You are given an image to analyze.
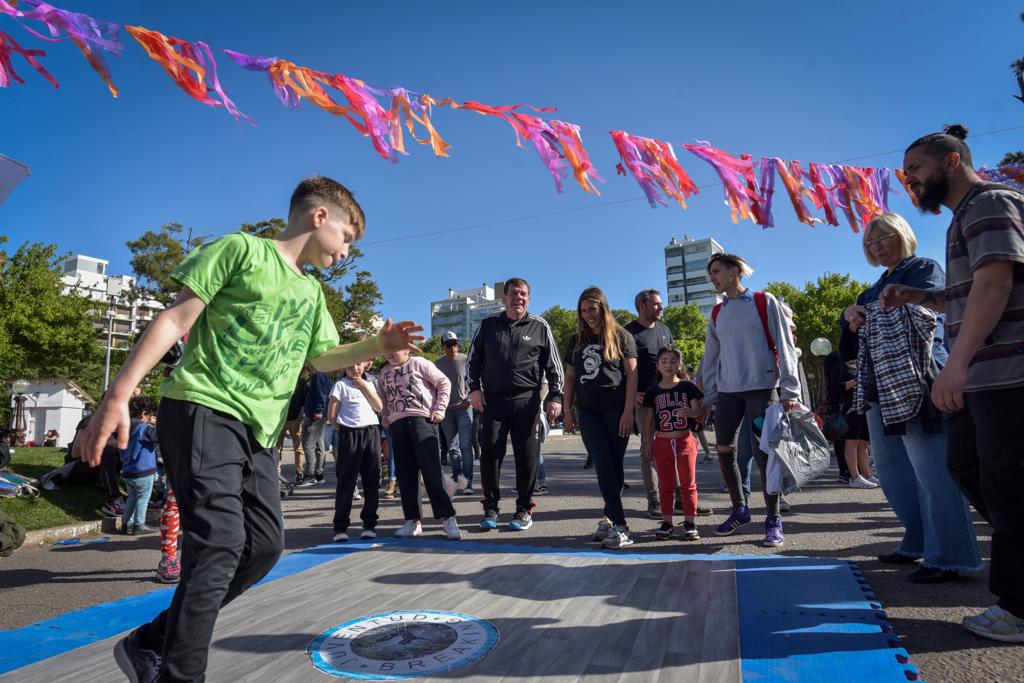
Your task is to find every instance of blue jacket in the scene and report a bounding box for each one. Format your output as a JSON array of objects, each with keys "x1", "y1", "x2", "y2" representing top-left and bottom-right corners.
[
  {"x1": 120, "y1": 420, "x2": 158, "y2": 478},
  {"x1": 304, "y1": 372, "x2": 332, "y2": 418}
]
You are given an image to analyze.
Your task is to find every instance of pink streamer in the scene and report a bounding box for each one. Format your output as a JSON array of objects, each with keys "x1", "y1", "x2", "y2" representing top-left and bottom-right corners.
[
  {"x1": 684, "y1": 142, "x2": 763, "y2": 224},
  {"x1": 610, "y1": 131, "x2": 698, "y2": 209}
]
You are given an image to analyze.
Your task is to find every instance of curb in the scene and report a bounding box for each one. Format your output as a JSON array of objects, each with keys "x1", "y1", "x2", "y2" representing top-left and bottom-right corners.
[
  {"x1": 22, "y1": 508, "x2": 162, "y2": 548},
  {"x1": 24, "y1": 520, "x2": 104, "y2": 547}
]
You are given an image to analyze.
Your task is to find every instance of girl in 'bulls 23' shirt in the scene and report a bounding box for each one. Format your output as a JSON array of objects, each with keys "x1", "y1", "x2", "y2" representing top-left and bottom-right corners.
[{"x1": 642, "y1": 346, "x2": 703, "y2": 541}]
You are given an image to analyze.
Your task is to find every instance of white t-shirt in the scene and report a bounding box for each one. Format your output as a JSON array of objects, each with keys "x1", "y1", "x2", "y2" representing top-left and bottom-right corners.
[{"x1": 329, "y1": 377, "x2": 380, "y2": 428}]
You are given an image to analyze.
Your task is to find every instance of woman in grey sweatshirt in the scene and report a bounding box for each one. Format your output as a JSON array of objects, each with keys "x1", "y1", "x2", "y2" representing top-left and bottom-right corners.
[{"x1": 700, "y1": 253, "x2": 802, "y2": 548}]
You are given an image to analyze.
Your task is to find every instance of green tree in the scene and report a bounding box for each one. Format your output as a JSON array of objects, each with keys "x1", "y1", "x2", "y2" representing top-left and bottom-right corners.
[
  {"x1": 417, "y1": 335, "x2": 445, "y2": 362},
  {"x1": 1000, "y1": 151, "x2": 1024, "y2": 166},
  {"x1": 611, "y1": 308, "x2": 633, "y2": 328},
  {"x1": 662, "y1": 303, "x2": 708, "y2": 369},
  {"x1": 1013, "y1": 11, "x2": 1024, "y2": 103},
  {"x1": 540, "y1": 305, "x2": 577, "y2": 355},
  {"x1": 125, "y1": 223, "x2": 208, "y2": 305},
  {"x1": 766, "y1": 273, "x2": 868, "y2": 356},
  {"x1": 0, "y1": 241, "x2": 103, "y2": 422}
]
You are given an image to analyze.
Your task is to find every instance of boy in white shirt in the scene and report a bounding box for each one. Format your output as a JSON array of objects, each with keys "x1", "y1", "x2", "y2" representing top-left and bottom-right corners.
[{"x1": 327, "y1": 361, "x2": 383, "y2": 541}]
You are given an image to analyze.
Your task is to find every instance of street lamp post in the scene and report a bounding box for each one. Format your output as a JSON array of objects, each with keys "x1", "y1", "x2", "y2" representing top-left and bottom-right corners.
[
  {"x1": 10, "y1": 379, "x2": 30, "y2": 447},
  {"x1": 103, "y1": 277, "x2": 125, "y2": 391},
  {"x1": 810, "y1": 337, "x2": 833, "y2": 413}
]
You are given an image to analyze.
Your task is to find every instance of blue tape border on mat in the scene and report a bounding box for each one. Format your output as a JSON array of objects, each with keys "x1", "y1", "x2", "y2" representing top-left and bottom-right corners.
[{"x1": 0, "y1": 540, "x2": 919, "y2": 680}]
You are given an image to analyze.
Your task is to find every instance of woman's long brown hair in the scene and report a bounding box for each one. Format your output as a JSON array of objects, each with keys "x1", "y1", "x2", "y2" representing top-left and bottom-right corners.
[{"x1": 575, "y1": 286, "x2": 624, "y2": 362}]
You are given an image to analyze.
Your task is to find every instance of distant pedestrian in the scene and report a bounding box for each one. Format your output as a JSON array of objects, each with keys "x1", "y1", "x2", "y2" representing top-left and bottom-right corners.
[
  {"x1": 435, "y1": 331, "x2": 475, "y2": 494},
  {"x1": 120, "y1": 396, "x2": 159, "y2": 536},
  {"x1": 300, "y1": 367, "x2": 333, "y2": 485},
  {"x1": 327, "y1": 361, "x2": 383, "y2": 542},
  {"x1": 379, "y1": 349, "x2": 462, "y2": 540}
]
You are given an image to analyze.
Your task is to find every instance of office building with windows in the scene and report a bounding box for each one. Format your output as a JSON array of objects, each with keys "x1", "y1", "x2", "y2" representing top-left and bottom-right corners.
[
  {"x1": 664, "y1": 235, "x2": 724, "y2": 317},
  {"x1": 430, "y1": 283, "x2": 505, "y2": 341}
]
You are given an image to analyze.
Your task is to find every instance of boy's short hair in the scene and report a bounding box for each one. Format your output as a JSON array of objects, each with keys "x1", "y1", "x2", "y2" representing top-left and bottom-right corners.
[
  {"x1": 289, "y1": 176, "x2": 366, "y2": 239},
  {"x1": 128, "y1": 396, "x2": 157, "y2": 419}
]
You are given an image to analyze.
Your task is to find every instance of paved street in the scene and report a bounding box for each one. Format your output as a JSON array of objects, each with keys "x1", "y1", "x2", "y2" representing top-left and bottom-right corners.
[{"x1": 1, "y1": 434, "x2": 1020, "y2": 682}]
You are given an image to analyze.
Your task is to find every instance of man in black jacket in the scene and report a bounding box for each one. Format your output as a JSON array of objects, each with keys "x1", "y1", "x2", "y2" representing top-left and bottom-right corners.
[{"x1": 467, "y1": 278, "x2": 563, "y2": 531}]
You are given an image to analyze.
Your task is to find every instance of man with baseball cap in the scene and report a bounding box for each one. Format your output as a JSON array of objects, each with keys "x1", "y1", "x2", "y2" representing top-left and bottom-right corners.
[{"x1": 435, "y1": 331, "x2": 474, "y2": 493}]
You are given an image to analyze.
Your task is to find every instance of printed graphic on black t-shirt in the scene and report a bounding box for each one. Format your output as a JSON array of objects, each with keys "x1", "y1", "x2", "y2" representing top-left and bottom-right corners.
[
  {"x1": 643, "y1": 381, "x2": 703, "y2": 433},
  {"x1": 563, "y1": 330, "x2": 638, "y2": 413}
]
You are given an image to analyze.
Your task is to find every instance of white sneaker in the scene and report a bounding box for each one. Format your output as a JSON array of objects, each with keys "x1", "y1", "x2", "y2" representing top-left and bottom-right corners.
[
  {"x1": 963, "y1": 605, "x2": 1024, "y2": 643},
  {"x1": 601, "y1": 525, "x2": 634, "y2": 549},
  {"x1": 354, "y1": 488, "x2": 363, "y2": 501},
  {"x1": 441, "y1": 516, "x2": 463, "y2": 541},
  {"x1": 593, "y1": 517, "x2": 613, "y2": 541},
  {"x1": 332, "y1": 531, "x2": 349, "y2": 542},
  {"x1": 866, "y1": 475, "x2": 880, "y2": 485},
  {"x1": 360, "y1": 529, "x2": 376, "y2": 540},
  {"x1": 394, "y1": 520, "x2": 422, "y2": 538},
  {"x1": 850, "y1": 475, "x2": 878, "y2": 489}
]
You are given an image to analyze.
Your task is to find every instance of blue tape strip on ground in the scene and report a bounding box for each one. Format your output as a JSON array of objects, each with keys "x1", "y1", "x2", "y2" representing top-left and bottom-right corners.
[{"x1": 735, "y1": 557, "x2": 919, "y2": 681}]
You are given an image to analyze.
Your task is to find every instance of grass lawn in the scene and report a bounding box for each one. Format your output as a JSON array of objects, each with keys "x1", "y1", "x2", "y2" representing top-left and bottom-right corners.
[{"x1": 1, "y1": 447, "x2": 108, "y2": 531}]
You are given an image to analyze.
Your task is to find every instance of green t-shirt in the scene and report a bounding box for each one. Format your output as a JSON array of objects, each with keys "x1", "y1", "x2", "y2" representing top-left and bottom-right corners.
[{"x1": 160, "y1": 232, "x2": 340, "y2": 447}]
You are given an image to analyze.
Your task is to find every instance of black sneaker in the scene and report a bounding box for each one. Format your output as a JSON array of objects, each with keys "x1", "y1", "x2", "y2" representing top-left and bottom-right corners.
[
  {"x1": 295, "y1": 476, "x2": 316, "y2": 488},
  {"x1": 680, "y1": 521, "x2": 700, "y2": 541},
  {"x1": 534, "y1": 484, "x2": 549, "y2": 495},
  {"x1": 655, "y1": 521, "x2": 674, "y2": 540},
  {"x1": 695, "y1": 506, "x2": 713, "y2": 517},
  {"x1": 315, "y1": 473, "x2": 325, "y2": 484},
  {"x1": 646, "y1": 501, "x2": 661, "y2": 519},
  {"x1": 114, "y1": 628, "x2": 162, "y2": 683}
]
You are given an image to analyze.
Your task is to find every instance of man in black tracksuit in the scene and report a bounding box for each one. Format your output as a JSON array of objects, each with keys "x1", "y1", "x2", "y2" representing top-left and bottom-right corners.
[{"x1": 467, "y1": 278, "x2": 563, "y2": 531}]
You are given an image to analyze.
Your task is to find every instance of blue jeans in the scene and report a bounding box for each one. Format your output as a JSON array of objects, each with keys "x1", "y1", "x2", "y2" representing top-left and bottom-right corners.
[
  {"x1": 579, "y1": 406, "x2": 629, "y2": 526},
  {"x1": 865, "y1": 402, "x2": 982, "y2": 571},
  {"x1": 441, "y1": 406, "x2": 474, "y2": 485},
  {"x1": 123, "y1": 473, "x2": 156, "y2": 528}
]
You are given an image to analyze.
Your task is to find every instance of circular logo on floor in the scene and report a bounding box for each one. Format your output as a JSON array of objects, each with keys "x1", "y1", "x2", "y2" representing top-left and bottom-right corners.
[{"x1": 307, "y1": 610, "x2": 499, "y2": 679}]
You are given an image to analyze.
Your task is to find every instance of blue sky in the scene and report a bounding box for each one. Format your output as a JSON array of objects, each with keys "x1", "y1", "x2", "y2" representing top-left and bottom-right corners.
[{"x1": 2, "y1": 1, "x2": 1022, "y2": 327}]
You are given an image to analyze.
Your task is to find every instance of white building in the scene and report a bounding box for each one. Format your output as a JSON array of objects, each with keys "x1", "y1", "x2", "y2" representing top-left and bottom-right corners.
[
  {"x1": 9, "y1": 379, "x2": 94, "y2": 448},
  {"x1": 430, "y1": 283, "x2": 505, "y2": 340},
  {"x1": 61, "y1": 255, "x2": 165, "y2": 349},
  {"x1": 664, "y1": 236, "x2": 725, "y2": 317}
]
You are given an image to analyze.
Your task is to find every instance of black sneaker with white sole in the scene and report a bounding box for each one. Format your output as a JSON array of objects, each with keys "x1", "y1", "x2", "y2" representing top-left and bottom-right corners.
[{"x1": 114, "y1": 628, "x2": 162, "y2": 683}]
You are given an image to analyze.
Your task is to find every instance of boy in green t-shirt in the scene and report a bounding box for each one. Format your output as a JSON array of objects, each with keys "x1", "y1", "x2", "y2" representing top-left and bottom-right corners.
[{"x1": 74, "y1": 176, "x2": 423, "y2": 683}]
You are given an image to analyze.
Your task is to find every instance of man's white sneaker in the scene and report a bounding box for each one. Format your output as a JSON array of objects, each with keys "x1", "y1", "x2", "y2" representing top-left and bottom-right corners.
[
  {"x1": 849, "y1": 475, "x2": 878, "y2": 489},
  {"x1": 360, "y1": 529, "x2": 376, "y2": 540},
  {"x1": 963, "y1": 605, "x2": 1024, "y2": 643},
  {"x1": 442, "y1": 516, "x2": 463, "y2": 541},
  {"x1": 332, "y1": 531, "x2": 349, "y2": 542},
  {"x1": 394, "y1": 520, "x2": 422, "y2": 538}
]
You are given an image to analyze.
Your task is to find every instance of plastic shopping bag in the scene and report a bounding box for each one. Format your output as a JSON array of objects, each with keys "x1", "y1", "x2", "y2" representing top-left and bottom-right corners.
[{"x1": 766, "y1": 407, "x2": 832, "y2": 494}]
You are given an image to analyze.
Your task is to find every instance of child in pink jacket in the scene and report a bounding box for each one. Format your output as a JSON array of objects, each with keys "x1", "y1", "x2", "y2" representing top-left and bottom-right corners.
[{"x1": 379, "y1": 349, "x2": 462, "y2": 540}]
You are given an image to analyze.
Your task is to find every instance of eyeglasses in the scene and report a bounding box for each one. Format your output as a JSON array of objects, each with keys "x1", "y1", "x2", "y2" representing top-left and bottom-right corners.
[{"x1": 864, "y1": 233, "x2": 896, "y2": 249}]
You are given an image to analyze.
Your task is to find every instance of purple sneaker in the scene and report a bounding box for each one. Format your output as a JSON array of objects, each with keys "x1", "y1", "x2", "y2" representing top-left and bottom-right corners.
[
  {"x1": 763, "y1": 516, "x2": 784, "y2": 547},
  {"x1": 714, "y1": 505, "x2": 751, "y2": 536}
]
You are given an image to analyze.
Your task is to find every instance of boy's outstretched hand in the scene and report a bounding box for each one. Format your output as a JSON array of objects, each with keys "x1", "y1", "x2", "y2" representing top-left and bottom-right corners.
[
  {"x1": 73, "y1": 398, "x2": 130, "y2": 467},
  {"x1": 379, "y1": 318, "x2": 425, "y2": 352}
]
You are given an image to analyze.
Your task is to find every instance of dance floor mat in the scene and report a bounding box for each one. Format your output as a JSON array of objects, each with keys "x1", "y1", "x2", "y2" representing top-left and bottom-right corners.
[{"x1": 0, "y1": 540, "x2": 919, "y2": 681}]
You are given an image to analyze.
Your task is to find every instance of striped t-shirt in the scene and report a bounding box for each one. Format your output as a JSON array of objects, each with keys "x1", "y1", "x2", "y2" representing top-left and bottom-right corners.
[{"x1": 945, "y1": 182, "x2": 1024, "y2": 391}]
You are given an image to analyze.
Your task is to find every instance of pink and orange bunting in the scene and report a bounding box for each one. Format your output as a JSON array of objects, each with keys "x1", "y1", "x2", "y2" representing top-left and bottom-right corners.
[
  {"x1": 0, "y1": 0, "x2": 121, "y2": 96},
  {"x1": 978, "y1": 164, "x2": 1024, "y2": 191},
  {"x1": 126, "y1": 26, "x2": 250, "y2": 124},
  {"x1": 0, "y1": 28, "x2": 55, "y2": 87},
  {"x1": 384, "y1": 89, "x2": 451, "y2": 158},
  {"x1": 610, "y1": 131, "x2": 698, "y2": 209},
  {"x1": 684, "y1": 142, "x2": 762, "y2": 224},
  {"x1": 508, "y1": 114, "x2": 602, "y2": 194},
  {"x1": 770, "y1": 158, "x2": 823, "y2": 227}
]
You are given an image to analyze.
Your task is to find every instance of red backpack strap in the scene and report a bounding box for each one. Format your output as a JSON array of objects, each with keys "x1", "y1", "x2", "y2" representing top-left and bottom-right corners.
[
  {"x1": 754, "y1": 292, "x2": 777, "y2": 359},
  {"x1": 711, "y1": 303, "x2": 722, "y2": 326}
]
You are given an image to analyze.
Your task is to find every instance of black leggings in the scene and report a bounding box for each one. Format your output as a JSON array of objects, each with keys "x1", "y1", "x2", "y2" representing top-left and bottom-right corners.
[{"x1": 714, "y1": 390, "x2": 780, "y2": 517}]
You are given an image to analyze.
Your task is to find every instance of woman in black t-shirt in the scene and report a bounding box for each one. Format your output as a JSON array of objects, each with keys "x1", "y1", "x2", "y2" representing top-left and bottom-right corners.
[
  {"x1": 642, "y1": 346, "x2": 704, "y2": 541},
  {"x1": 562, "y1": 287, "x2": 638, "y2": 549}
]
